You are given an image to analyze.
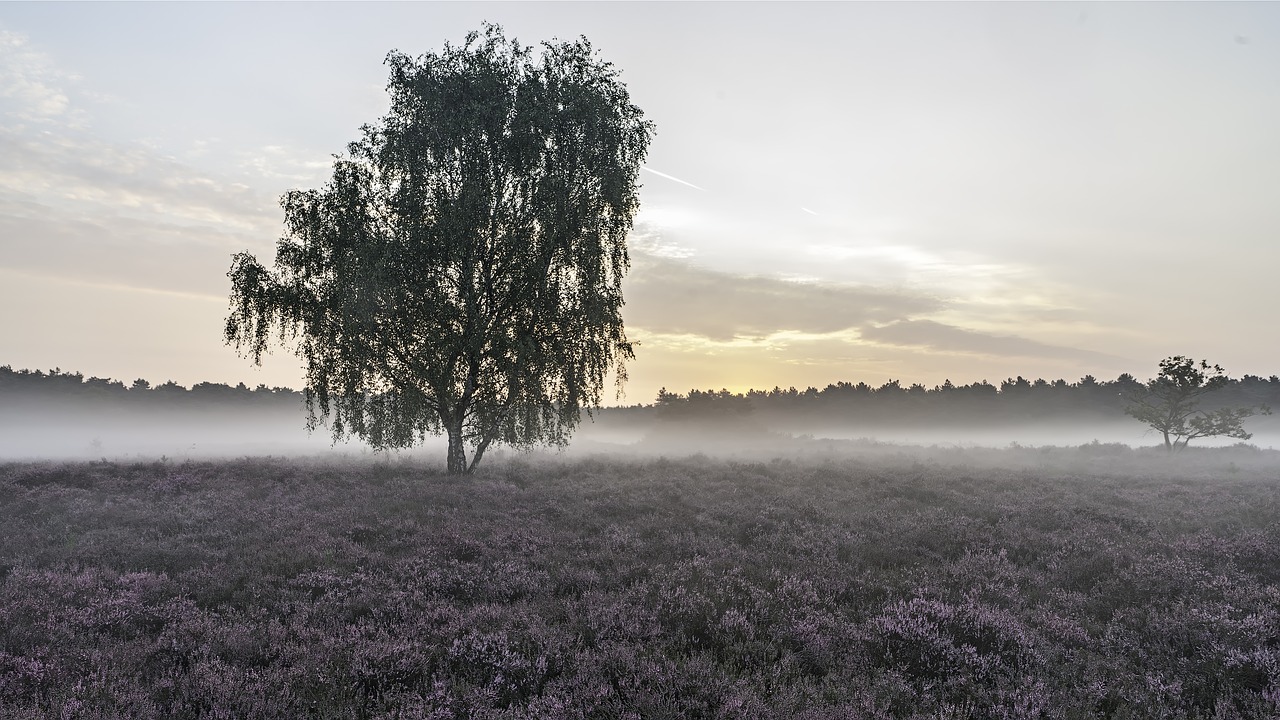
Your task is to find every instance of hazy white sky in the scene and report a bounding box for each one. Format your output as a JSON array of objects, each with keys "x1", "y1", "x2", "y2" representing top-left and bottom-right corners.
[{"x1": 2, "y1": 2, "x2": 1277, "y2": 404}]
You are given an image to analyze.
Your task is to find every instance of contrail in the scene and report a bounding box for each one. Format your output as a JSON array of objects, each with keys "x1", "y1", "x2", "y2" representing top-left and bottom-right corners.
[
  {"x1": 641, "y1": 166, "x2": 706, "y2": 191},
  {"x1": 800, "y1": 207, "x2": 819, "y2": 216}
]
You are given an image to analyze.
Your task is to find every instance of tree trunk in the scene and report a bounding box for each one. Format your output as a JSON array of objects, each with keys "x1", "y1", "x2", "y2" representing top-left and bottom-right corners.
[
  {"x1": 467, "y1": 434, "x2": 494, "y2": 474},
  {"x1": 446, "y1": 421, "x2": 468, "y2": 475},
  {"x1": 1162, "y1": 429, "x2": 1172, "y2": 452}
]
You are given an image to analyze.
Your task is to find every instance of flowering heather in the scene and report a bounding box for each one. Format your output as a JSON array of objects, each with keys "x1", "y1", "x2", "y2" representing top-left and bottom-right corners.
[{"x1": 1, "y1": 449, "x2": 1278, "y2": 718}]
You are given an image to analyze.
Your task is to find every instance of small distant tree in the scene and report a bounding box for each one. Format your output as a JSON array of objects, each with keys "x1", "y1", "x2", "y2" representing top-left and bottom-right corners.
[
  {"x1": 1125, "y1": 356, "x2": 1271, "y2": 451},
  {"x1": 226, "y1": 25, "x2": 651, "y2": 474}
]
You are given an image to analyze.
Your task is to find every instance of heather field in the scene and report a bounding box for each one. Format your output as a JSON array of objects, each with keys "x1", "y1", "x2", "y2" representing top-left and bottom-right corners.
[{"x1": 2, "y1": 448, "x2": 1279, "y2": 718}]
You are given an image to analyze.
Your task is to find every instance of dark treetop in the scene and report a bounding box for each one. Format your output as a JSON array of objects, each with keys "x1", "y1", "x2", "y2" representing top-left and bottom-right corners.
[{"x1": 226, "y1": 25, "x2": 653, "y2": 473}]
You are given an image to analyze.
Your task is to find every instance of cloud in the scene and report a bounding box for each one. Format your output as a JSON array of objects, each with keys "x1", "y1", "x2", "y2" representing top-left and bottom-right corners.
[
  {"x1": 0, "y1": 197, "x2": 257, "y2": 299},
  {"x1": 233, "y1": 143, "x2": 334, "y2": 185},
  {"x1": 624, "y1": 251, "x2": 941, "y2": 340},
  {"x1": 0, "y1": 27, "x2": 84, "y2": 125},
  {"x1": 0, "y1": 117, "x2": 288, "y2": 304},
  {"x1": 0, "y1": 127, "x2": 280, "y2": 235},
  {"x1": 0, "y1": 27, "x2": 319, "y2": 244},
  {"x1": 0, "y1": 130, "x2": 282, "y2": 299},
  {"x1": 859, "y1": 319, "x2": 1124, "y2": 363}
]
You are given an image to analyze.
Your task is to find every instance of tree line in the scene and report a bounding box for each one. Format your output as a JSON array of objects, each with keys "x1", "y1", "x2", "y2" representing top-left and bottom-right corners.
[
  {"x1": 7, "y1": 363, "x2": 1276, "y2": 425},
  {"x1": 654, "y1": 372, "x2": 1280, "y2": 426},
  {"x1": 0, "y1": 366, "x2": 302, "y2": 409}
]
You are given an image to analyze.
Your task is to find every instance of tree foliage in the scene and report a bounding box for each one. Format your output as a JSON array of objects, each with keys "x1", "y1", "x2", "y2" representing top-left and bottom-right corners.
[
  {"x1": 1125, "y1": 356, "x2": 1271, "y2": 451},
  {"x1": 225, "y1": 25, "x2": 652, "y2": 473}
]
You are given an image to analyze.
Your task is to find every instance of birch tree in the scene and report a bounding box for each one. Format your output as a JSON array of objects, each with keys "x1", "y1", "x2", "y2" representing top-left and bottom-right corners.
[{"x1": 226, "y1": 25, "x2": 652, "y2": 473}]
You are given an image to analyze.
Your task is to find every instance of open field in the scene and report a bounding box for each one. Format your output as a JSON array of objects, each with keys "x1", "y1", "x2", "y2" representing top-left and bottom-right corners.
[{"x1": 2, "y1": 448, "x2": 1279, "y2": 718}]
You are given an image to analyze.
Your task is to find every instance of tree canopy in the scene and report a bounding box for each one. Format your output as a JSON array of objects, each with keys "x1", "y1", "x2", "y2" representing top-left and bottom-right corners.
[
  {"x1": 225, "y1": 25, "x2": 653, "y2": 473},
  {"x1": 1125, "y1": 356, "x2": 1271, "y2": 451}
]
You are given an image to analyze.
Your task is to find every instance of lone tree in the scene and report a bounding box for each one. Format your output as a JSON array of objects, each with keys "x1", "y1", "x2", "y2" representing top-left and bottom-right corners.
[
  {"x1": 226, "y1": 25, "x2": 652, "y2": 474},
  {"x1": 1125, "y1": 356, "x2": 1271, "y2": 451}
]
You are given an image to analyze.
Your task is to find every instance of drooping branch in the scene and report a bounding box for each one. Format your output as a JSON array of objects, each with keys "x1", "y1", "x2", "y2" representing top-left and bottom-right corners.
[{"x1": 224, "y1": 24, "x2": 650, "y2": 474}]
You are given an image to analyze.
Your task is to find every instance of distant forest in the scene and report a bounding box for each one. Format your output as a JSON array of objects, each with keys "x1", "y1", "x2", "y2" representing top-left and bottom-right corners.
[
  {"x1": 5, "y1": 365, "x2": 1278, "y2": 432},
  {"x1": 0, "y1": 366, "x2": 303, "y2": 410},
  {"x1": 651, "y1": 374, "x2": 1280, "y2": 433}
]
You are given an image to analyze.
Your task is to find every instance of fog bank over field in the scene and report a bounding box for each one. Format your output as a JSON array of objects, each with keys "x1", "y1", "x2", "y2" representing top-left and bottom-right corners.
[
  {"x1": 0, "y1": 402, "x2": 377, "y2": 461},
  {"x1": 5, "y1": 365, "x2": 1277, "y2": 462},
  {"x1": 3, "y1": 400, "x2": 1278, "y2": 464},
  {"x1": 575, "y1": 415, "x2": 1280, "y2": 459}
]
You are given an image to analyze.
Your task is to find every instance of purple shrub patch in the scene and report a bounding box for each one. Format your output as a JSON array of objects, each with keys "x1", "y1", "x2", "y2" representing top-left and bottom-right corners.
[{"x1": 1, "y1": 453, "x2": 1279, "y2": 717}]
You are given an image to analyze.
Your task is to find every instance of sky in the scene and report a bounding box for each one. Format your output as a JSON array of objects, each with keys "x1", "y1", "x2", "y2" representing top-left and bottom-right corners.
[{"x1": 2, "y1": 2, "x2": 1278, "y2": 406}]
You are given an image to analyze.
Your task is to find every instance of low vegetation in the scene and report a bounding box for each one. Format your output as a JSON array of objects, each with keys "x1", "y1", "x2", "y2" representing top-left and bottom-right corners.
[{"x1": 2, "y1": 448, "x2": 1278, "y2": 718}]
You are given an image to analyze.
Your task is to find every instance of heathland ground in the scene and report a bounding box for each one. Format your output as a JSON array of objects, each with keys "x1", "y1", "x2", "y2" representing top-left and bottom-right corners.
[{"x1": 2, "y1": 447, "x2": 1279, "y2": 718}]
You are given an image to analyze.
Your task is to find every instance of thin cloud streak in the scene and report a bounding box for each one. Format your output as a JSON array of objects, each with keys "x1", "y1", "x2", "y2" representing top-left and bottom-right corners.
[
  {"x1": 640, "y1": 166, "x2": 705, "y2": 191},
  {"x1": 860, "y1": 319, "x2": 1126, "y2": 365}
]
